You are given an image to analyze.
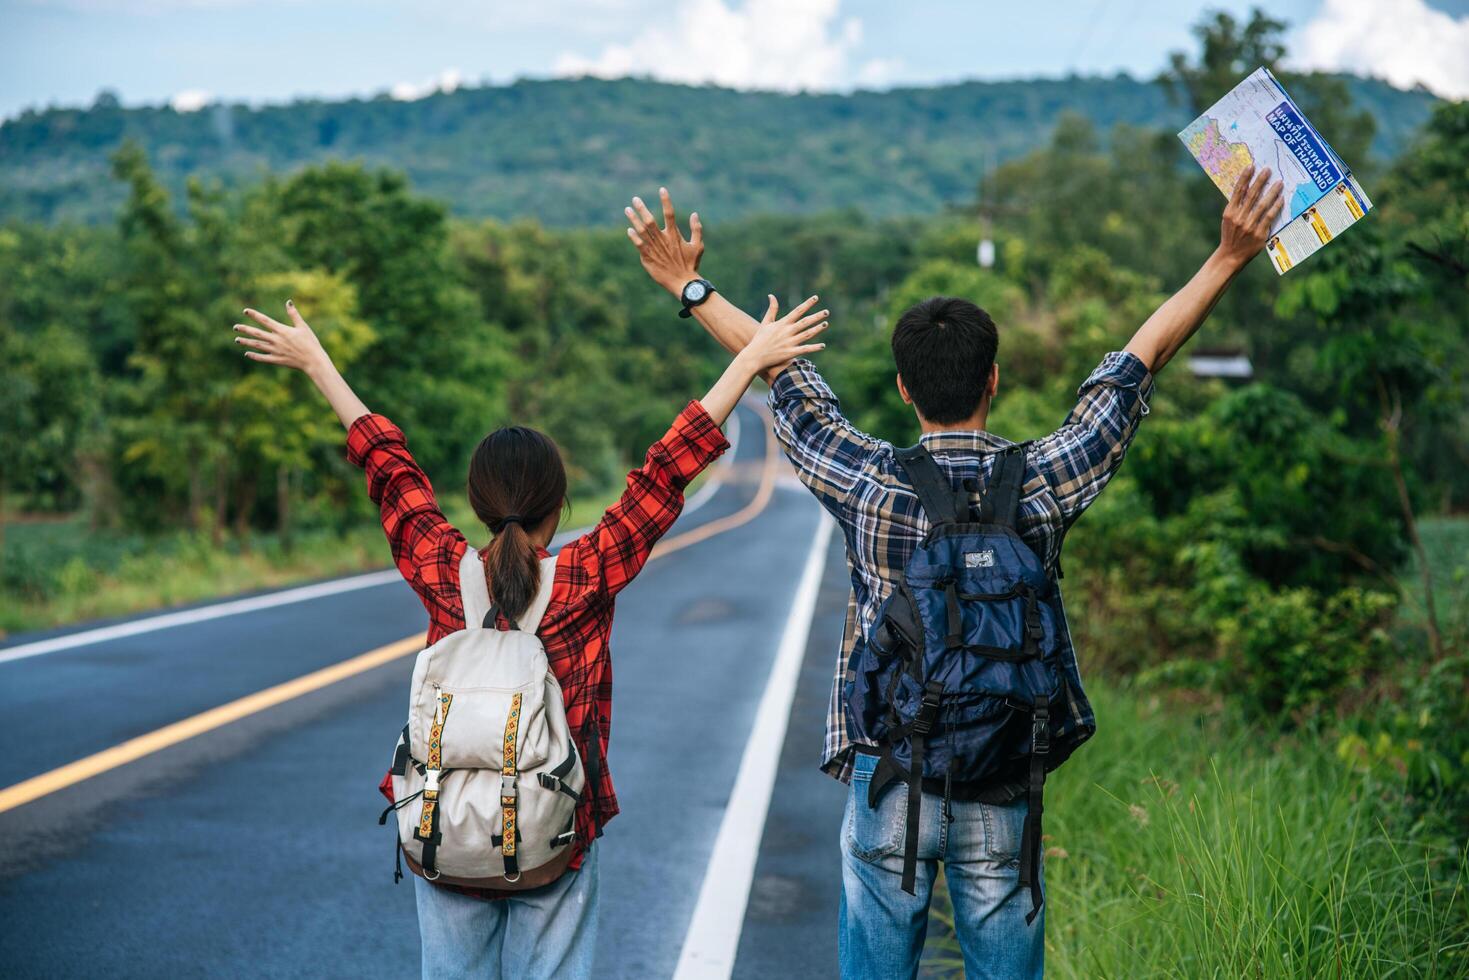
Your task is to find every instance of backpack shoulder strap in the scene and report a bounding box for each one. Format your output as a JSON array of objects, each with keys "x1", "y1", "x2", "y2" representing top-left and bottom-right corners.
[
  {"x1": 459, "y1": 546, "x2": 493, "y2": 628},
  {"x1": 459, "y1": 551, "x2": 559, "y2": 633},
  {"x1": 978, "y1": 444, "x2": 1027, "y2": 529},
  {"x1": 893, "y1": 444, "x2": 965, "y2": 526},
  {"x1": 519, "y1": 555, "x2": 560, "y2": 635}
]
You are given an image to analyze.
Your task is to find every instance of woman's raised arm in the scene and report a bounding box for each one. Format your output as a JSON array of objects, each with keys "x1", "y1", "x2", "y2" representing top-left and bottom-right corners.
[
  {"x1": 234, "y1": 301, "x2": 369, "y2": 429},
  {"x1": 696, "y1": 294, "x2": 831, "y2": 425}
]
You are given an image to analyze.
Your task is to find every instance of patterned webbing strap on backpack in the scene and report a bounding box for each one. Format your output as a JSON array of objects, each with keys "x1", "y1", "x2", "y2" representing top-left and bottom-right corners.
[
  {"x1": 416, "y1": 692, "x2": 453, "y2": 879},
  {"x1": 500, "y1": 692, "x2": 524, "y2": 881}
]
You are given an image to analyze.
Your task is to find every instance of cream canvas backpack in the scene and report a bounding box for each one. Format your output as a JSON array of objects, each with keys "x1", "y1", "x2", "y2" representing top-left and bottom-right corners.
[{"x1": 381, "y1": 549, "x2": 585, "y2": 888}]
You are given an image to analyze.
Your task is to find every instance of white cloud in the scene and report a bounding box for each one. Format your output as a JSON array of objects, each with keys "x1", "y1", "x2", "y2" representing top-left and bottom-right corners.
[
  {"x1": 854, "y1": 56, "x2": 904, "y2": 89},
  {"x1": 169, "y1": 89, "x2": 211, "y2": 112},
  {"x1": 1293, "y1": 0, "x2": 1469, "y2": 99},
  {"x1": 553, "y1": 0, "x2": 889, "y2": 91},
  {"x1": 389, "y1": 68, "x2": 463, "y2": 102}
]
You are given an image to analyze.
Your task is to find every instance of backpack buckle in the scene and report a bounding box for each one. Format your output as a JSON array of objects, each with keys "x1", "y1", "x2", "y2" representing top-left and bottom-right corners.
[
  {"x1": 913, "y1": 684, "x2": 943, "y2": 736},
  {"x1": 1031, "y1": 699, "x2": 1051, "y2": 754}
]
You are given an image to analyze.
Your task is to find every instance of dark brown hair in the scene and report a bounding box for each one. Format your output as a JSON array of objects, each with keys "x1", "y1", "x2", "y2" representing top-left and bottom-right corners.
[
  {"x1": 467, "y1": 426, "x2": 568, "y2": 624},
  {"x1": 891, "y1": 296, "x2": 999, "y2": 424}
]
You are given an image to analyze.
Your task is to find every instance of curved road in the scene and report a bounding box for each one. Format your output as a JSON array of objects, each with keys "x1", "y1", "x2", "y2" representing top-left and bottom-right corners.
[{"x1": 0, "y1": 402, "x2": 852, "y2": 979}]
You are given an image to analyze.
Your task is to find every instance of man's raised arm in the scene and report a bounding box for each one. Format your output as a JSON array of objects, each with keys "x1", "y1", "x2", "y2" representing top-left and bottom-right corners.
[
  {"x1": 624, "y1": 188, "x2": 792, "y2": 383},
  {"x1": 624, "y1": 187, "x2": 879, "y2": 521},
  {"x1": 1123, "y1": 164, "x2": 1284, "y2": 374}
]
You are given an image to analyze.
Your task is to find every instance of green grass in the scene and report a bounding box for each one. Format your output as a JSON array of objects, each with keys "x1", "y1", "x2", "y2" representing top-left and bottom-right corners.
[
  {"x1": 0, "y1": 484, "x2": 637, "y2": 638},
  {"x1": 921, "y1": 515, "x2": 1469, "y2": 977},
  {"x1": 0, "y1": 517, "x2": 393, "y2": 637},
  {"x1": 920, "y1": 681, "x2": 1468, "y2": 978}
]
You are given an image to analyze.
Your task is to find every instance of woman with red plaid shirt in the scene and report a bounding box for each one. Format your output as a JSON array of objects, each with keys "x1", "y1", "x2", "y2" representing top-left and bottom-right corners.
[{"x1": 234, "y1": 289, "x2": 829, "y2": 979}]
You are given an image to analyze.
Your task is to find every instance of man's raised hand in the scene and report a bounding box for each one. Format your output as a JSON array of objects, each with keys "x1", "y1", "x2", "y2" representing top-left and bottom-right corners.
[
  {"x1": 1218, "y1": 164, "x2": 1285, "y2": 269},
  {"x1": 625, "y1": 187, "x2": 703, "y2": 296}
]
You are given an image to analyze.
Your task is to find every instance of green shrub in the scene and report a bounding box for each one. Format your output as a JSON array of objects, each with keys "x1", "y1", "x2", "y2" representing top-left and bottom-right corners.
[{"x1": 1057, "y1": 384, "x2": 1408, "y2": 719}]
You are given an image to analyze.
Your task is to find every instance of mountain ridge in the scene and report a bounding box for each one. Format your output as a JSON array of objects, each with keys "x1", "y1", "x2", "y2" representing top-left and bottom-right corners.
[{"x1": 0, "y1": 73, "x2": 1439, "y2": 226}]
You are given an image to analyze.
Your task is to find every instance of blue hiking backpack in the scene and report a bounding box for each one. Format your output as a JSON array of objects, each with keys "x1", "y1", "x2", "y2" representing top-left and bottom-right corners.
[{"x1": 845, "y1": 443, "x2": 1092, "y2": 923}]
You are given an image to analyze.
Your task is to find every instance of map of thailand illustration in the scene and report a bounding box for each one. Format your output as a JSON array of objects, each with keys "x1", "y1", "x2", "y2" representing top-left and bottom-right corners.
[{"x1": 1180, "y1": 67, "x2": 1345, "y2": 236}]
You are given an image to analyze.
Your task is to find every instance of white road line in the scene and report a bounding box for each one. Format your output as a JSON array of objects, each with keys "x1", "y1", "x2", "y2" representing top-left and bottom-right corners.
[
  {"x1": 0, "y1": 570, "x2": 406, "y2": 665},
  {"x1": 673, "y1": 511, "x2": 834, "y2": 980},
  {"x1": 0, "y1": 405, "x2": 749, "y2": 665}
]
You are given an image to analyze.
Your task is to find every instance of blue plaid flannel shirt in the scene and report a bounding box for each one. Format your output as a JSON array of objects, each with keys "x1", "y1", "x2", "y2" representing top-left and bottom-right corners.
[{"x1": 767, "y1": 352, "x2": 1155, "y2": 783}]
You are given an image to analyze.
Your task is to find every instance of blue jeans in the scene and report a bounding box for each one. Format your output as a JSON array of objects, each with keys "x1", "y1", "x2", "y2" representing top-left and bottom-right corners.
[
  {"x1": 839, "y1": 753, "x2": 1043, "y2": 980},
  {"x1": 413, "y1": 843, "x2": 598, "y2": 979}
]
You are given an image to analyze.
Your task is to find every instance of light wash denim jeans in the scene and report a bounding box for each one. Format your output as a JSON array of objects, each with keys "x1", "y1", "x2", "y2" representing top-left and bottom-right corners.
[
  {"x1": 413, "y1": 842, "x2": 598, "y2": 979},
  {"x1": 839, "y1": 752, "x2": 1043, "y2": 980}
]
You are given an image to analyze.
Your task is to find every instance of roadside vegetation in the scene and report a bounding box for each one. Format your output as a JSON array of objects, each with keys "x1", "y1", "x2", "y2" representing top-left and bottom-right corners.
[
  {"x1": 2, "y1": 7, "x2": 1464, "y2": 969},
  {"x1": 0, "y1": 489, "x2": 626, "y2": 635},
  {"x1": 921, "y1": 672, "x2": 1467, "y2": 978}
]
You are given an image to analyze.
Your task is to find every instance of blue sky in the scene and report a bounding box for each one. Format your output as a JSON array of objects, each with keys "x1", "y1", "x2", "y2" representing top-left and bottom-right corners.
[{"x1": 2, "y1": 0, "x2": 1466, "y2": 121}]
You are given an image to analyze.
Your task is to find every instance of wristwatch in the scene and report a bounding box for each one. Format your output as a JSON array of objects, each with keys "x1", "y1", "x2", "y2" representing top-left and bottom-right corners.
[{"x1": 678, "y1": 278, "x2": 716, "y2": 318}]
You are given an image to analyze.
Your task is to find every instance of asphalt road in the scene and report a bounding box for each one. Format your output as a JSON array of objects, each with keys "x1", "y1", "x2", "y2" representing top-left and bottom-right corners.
[{"x1": 0, "y1": 402, "x2": 853, "y2": 979}]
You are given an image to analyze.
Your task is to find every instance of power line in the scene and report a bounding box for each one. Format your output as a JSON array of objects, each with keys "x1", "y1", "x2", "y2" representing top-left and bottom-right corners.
[{"x1": 1066, "y1": 0, "x2": 1114, "y2": 73}]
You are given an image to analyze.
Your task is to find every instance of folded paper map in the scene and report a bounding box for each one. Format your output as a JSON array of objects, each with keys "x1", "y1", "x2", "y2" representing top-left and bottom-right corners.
[{"x1": 1179, "y1": 67, "x2": 1372, "y2": 275}]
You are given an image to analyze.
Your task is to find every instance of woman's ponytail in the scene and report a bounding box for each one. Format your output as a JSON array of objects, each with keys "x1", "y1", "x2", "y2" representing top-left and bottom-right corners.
[
  {"x1": 467, "y1": 427, "x2": 568, "y2": 625},
  {"x1": 482, "y1": 517, "x2": 540, "y2": 624}
]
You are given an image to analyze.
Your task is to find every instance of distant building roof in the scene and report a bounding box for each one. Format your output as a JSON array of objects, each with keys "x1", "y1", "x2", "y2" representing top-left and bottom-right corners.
[{"x1": 1187, "y1": 351, "x2": 1254, "y2": 379}]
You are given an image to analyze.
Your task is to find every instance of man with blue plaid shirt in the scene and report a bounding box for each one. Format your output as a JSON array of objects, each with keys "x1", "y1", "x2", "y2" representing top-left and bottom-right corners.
[{"x1": 626, "y1": 166, "x2": 1284, "y2": 979}]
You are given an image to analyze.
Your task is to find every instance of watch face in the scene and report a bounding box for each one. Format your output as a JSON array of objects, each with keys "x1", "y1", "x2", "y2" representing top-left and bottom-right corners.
[{"x1": 683, "y1": 281, "x2": 708, "y2": 303}]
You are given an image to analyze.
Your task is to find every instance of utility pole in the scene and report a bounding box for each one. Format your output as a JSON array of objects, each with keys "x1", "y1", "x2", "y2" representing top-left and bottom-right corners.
[{"x1": 977, "y1": 147, "x2": 996, "y2": 268}]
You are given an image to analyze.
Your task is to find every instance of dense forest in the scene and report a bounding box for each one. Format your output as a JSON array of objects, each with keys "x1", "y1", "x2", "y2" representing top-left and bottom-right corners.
[
  {"x1": 0, "y1": 67, "x2": 1439, "y2": 227},
  {"x1": 1, "y1": 9, "x2": 1465, "y2": 972}
]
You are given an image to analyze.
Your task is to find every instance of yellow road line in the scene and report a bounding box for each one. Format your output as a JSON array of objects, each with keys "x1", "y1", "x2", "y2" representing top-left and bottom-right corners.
[
  {"x1": 0, "y1": 635, "x2": 425, "y2": 815},
  {"x1": 0, "y1": 407, "x2": 781, "y2": 815},
  {"x1": 651, "y1": 403, "x2": 779, "y2": 560}
]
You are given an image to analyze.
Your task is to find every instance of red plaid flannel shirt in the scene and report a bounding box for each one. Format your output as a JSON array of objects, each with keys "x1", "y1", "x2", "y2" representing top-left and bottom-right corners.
[{"x1": 347, "y1": 401, "x2": 729, "y2": 896}]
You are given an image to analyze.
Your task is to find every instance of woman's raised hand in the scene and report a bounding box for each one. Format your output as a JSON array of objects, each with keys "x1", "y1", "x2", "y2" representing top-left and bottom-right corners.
[
  {"x1": 698, "y1": 294, "x2": 829, "y2": 426},
  {"x1": 233, "y1": 301, "x2": 332, "y2": 377},
  {"x1": 736, "y1": 294, "x2": 830, "y2": 376},
  {"x1": 233, "y1": 301, "x2": 369, "y2": 429}
]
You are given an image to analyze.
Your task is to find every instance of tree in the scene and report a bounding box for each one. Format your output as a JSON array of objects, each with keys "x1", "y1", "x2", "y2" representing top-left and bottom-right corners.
[
  {"x1": 1278, "y1": 236, "x2": 1453, "y2": 659},
  {"x1": 110, "y1": 141, "x2": 221, "y2": 531},
  {"x1": 1161, "y1": 8, "x2": 1287, "y2": 113},
  {"x1": 0, "y1": 325, "x2": 100, "y2": 564},
  {"x1": 227, "y1": 270, "x2": 373, "y2": 546},
  {"x1": 272, "y1": 164, "x2": 502, "y2": 480},
  {"x1": 1388, "y1": 101, "x2": 1469, "y2": 288},
  {"x1": 1160, "y1": 7, "x2": 1376, "y2": 169}
]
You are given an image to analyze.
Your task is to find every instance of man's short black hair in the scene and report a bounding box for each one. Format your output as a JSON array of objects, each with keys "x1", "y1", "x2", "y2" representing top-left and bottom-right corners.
[{"x1": 891, "y1": 296, "x2": 999, "y2": 424}]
